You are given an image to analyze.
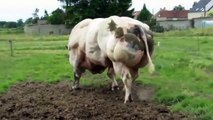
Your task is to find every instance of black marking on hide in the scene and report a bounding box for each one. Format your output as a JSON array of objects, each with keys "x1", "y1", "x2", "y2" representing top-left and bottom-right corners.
[
  {"x1": 108, "y1": 20, "x2": 117, "y2": 31},
  {"x1": 115, "y1": 27, "x2": 124, "y2": 38},
  {"x1": 128, "y1": 53, "x2": 135, "y2": 60},
  {"x1": 124, "y1": 33, "x2": 145, "y2": 51},
  {"x1": 128, "y1": 25, "x2": 143, "y2": 40},
  {"x1": 127, "y1": 25, "x2": 154, "y2": 55}
]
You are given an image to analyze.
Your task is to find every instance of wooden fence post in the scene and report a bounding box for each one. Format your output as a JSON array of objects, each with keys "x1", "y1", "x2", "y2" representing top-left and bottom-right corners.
[{"x1": 9, "y1": 40, "x2": 13, "y2": 56}]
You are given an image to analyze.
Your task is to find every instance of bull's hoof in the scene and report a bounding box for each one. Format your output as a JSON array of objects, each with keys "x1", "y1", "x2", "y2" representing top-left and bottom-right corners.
[
  {"x1": 124, "y1": 95, "x2": 133, "y2": 104},
  {"x1": 72, "y1": 85, "x2": 81, "y2": 90},
  {"x1": 128, "y1": 95, "x2": 133, "y2": 102},
  {"x1": 111, "y1": 85, "x2": 119, "y2": 91}
]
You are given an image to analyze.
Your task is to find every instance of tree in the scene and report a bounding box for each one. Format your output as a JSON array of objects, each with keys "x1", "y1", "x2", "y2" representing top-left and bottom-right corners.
[
  {"x1": 173, "y1": 5, "x2": 185, "y2": 11},
  {"x1": 58, "y1": 0, "x2": 133, "y2": 27},
  {"x1": 0, "y1": 21, "x2": 7, "y2": 28},
  {"x1": 17, "y1": 19, "x2": 24, "y2": 27},
  {"x1": 137, "y1": 4, "x2": 157, "y2": 30},
  {"x1": 25, "y1": 17, "x2": 33, "y2": 25},
  {"x1": 4, "y1": 22, "x2": 17, "y2": 28},
  {"x1": 48, "y1": 8, "x2": 65, "y2": 24},
  {"x1": 193, "y1": 2, "x2": 198, "y2": 7},
  {"x1": 137, "y1": 4, "x2": 152, "y2": 22},
  {"x1": 32, "y1": 8, "x2": 39, "y2": 18},
  {"x1": 32, "y1": 8, "x2": 39, "y2": 24},
  {"x1": 208, "y1": 10, "x2": 213, "y2": 16},
  {"x1": 41, "y1": 10, "x2": 49, "y2": 20}
]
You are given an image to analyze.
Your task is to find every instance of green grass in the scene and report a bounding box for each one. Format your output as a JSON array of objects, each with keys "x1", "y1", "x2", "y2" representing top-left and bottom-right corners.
[
  {"x1": 140, "y1": 35, "x2": 213, "y2": 120},
  {"x1": 0, "y1": 29, "x2": 213, "y2": 119}
]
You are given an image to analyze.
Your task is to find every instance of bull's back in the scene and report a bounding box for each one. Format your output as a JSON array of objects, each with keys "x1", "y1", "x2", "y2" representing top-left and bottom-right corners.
[{"x1": 68, "y1": 19, "x2": 92, "y2": 49}]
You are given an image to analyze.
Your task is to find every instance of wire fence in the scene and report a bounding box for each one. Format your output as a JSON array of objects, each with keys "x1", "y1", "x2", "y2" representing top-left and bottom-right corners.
[
  {"x1": 0, "y1": 40, "x2": 14, "y2": 56},
  {"x1": 0, "y1": 40, "x2": 68, "y2": 57}
]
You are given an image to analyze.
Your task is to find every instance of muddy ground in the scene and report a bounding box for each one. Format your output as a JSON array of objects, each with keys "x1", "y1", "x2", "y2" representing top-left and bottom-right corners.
[{"x1": 0, "y1": 80, "x2": 189, "y2": 120}]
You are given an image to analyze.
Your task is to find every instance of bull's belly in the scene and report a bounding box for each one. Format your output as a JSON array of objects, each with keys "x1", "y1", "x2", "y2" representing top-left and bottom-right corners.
[{"x1": 80, "y1": 56, "x2": 108, "y2": 74}]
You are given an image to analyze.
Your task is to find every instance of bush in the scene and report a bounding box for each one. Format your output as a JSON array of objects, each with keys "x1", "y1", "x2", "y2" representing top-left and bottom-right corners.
[{"x1": 151, "y1": 25, "x2": 164, "y2": 33}]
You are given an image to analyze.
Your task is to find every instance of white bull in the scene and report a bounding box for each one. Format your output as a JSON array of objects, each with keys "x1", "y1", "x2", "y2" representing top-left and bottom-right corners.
[{"x1": 68, "y1": 16, "x2": 155, "y2": 103}]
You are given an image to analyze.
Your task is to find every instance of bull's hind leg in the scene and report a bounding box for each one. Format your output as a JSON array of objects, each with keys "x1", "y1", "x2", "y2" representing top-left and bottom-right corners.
[
  {"x1": 107, "y1": 67, "x2": 119, "y2": 91},
  {"x1": 72, "y1": 63, "x2": 85, "y2": 89},
  {"x1": 69, "y1": 49, "x2": 84, "y2": 90},
  {"x1": 72, "y1": 71, "x2": 81, "y2": 89}
]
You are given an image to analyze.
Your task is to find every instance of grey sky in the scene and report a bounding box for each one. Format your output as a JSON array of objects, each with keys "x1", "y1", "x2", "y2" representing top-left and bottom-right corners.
[{"x1": 0, "y1": 0, "x2": 199, "y2": 22}]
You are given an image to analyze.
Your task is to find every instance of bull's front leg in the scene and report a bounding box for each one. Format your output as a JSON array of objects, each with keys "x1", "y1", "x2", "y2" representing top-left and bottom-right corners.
[{"x1": 122, "y1": 72, "x2": 133, "y2": 103}]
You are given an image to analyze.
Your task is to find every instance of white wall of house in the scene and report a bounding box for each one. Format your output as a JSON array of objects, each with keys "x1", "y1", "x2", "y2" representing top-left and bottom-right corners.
[
  {"x1": 194, "y1": 17, "x2": 213, "y2": 28},
  {"x1": 158, "y1": 20, "x2": 192, "y2": 30},
  {"x1": 188, "y1": 12, "x2": 205, "y2": 19},
  {"x1": 24, "y1": 24, "x2": 71, "y2": 35}
]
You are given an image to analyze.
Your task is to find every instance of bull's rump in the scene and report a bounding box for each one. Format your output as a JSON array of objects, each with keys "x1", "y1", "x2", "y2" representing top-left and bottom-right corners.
[{"x1": 114, "y1": 40, "x2": 145, "y2": 67}]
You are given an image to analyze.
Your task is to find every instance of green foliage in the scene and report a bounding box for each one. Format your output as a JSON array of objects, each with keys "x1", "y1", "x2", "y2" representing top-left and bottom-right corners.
[
  {"x1": 32, "y1": 8, "x2": 39, "y2": 18},
  {"x1": 0, "y1": 20, "x2": 24, "y2": 28},
  {"x1": 208, "y1": 10, "x2": 213, "y2": 17},
  {"x1": 32, "y1": 8, "x2": 40, "y2": 24},
  {"x1": 151, "y1": 25, "x2": 164, "y2": 33},
  {"x1": 17, "y1": 19, "x2": 24, "y2": 28},
  {"x1": 173, "y1": 5, "x2": 185, "y2": 11},
  {"x1": 3, "y1": 22, "x2": 17, "y2": 28},
  {"x1": 48, "y1": 8, "x2": 65, "y2": 24},
  {"x1": 58, "y1": 0, "x2": 133, "y2": 27},
  {"x1": 137, "y1": 4, "x2": 152, "y2": 22},
  {"x1": 25, "y1": 17, "x2": 33, "y2": 25},
  {"x1": 41, "y1": 10, "x2": 49, "y2": 20},
  {"x1": 137, "y1": 4, "x2": 156, "y2": 28}
]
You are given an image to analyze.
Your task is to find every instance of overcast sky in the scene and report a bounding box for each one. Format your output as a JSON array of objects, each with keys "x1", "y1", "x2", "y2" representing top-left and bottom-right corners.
[{"x1": 0, "y1": 0, "x2": 199, "y2": 22}]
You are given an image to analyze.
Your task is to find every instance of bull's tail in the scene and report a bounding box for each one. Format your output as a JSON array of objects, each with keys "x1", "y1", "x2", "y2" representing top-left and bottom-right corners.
[{"x1": 140, "y1": 28, "x2": 155, "y2": 74}]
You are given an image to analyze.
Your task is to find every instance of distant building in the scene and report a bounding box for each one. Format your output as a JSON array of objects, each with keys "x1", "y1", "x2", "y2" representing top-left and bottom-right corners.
[
  {"x1": 155, "y1": 8, "x2": 189, "y2": 21},
  {"x1": 188, "y1": 0, "x2": 213, "y2": 19},
  {"x1": 24, "y1": 20, "x2": 71, "y2": 35},
  {"x1": 154, "y1": 0, "x2": 213, "y2": 30},
  {"x1": 154, "y1": 8, "x2": 190, "y2": 30}
]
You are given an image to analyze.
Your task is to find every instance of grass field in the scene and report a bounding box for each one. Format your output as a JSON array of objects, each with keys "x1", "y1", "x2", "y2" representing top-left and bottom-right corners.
[{"x1": 0, "y1": 28, "x2": 213, "y2": 120}]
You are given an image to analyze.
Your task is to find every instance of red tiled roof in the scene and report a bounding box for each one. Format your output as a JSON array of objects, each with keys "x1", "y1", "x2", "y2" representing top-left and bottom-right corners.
[{"x1": 157, "y1": 10, "x2": 189, "y2": 18}]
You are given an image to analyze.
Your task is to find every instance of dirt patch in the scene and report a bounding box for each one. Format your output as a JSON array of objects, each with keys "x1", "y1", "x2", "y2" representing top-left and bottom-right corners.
[{"x1": 0, "y1": 80, "x2": 189, "y2": 120}]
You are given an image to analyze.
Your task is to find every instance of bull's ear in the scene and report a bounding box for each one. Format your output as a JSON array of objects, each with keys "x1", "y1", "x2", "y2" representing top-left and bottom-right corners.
[
  {"x1": 108, "y1": 20, "x2": 117, "y2": 31},
  {"x1": 115, "y1": 27, "x2": 124, "y2": 38}
]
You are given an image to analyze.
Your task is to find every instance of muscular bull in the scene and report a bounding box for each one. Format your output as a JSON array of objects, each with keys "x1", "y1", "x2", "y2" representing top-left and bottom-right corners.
[{"x1": 68, "y1": 16, "x2": 154, "y2": 103}]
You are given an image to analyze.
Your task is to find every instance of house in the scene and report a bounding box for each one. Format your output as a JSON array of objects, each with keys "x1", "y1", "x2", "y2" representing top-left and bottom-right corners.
[
  {"x1": 155, "y1": 0, "x2": 213, "y2": 30},
  {"x1": 24, "y1": 20, "x2": 71, "y2": 35},
  {"x1": 155, "y1": 8, "x2": 189, "y2": 21},
  {"x1": 155, "y1": 8, "x2": 191, "y2": 30},
  {"x1": 188, "y1": 0, "x2": 213, "y2": 19}
]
